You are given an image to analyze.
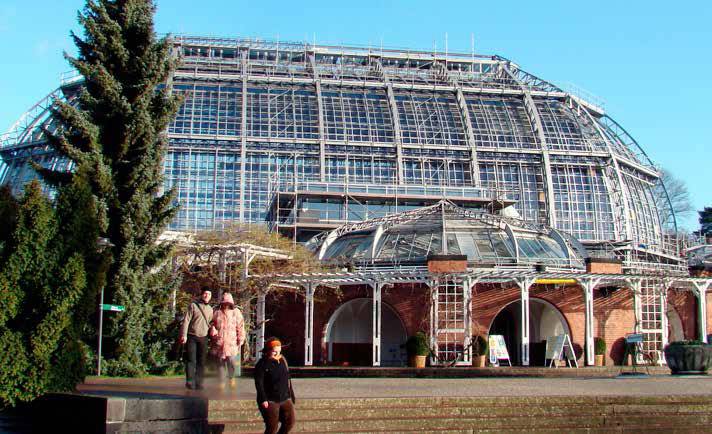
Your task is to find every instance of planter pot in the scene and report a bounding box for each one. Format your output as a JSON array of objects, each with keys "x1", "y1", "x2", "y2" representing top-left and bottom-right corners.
[
  {"x1": 409, "y1": 355, "x2": 427, "y2": 368},
  {"x1": 664, "y1": 344, "x2": 712, "y2": 375},
  {"x1": 472, "y1": 355, "x2": 486, "y2": 368},
  {"x1": 595, "y1": 354, "x2": 604, "y2": 367}
]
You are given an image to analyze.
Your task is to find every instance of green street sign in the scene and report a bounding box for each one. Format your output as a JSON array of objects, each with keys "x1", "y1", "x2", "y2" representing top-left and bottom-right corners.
[{"x1": 101, "y1": 304, "x2": 125, "y2": 312}]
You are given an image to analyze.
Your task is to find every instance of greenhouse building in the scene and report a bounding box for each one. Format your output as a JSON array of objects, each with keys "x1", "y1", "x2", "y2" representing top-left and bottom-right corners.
[{"x1": 1, "y1": 36, "x2": 710, "y2": 367}]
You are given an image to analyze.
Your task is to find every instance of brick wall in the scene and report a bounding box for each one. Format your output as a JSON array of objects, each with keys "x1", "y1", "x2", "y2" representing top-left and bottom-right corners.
[
  {"x1": 586, "y1": 258, "x2": 622, "y2": 274},
  {"x1": 427, "y1": 260, "x2": 467, "y2": 273},
  {"x1": 471, "y1": 283, "x2": 635, "y2": 365}
]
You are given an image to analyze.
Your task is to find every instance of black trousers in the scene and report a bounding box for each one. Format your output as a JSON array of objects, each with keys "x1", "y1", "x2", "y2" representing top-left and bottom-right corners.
[
  {"x1": 259, "y1": 399, "x2": 296, "y2": 434},
  {"x1": 185, "y1": 335, "x2": 208, "y2": 387}
]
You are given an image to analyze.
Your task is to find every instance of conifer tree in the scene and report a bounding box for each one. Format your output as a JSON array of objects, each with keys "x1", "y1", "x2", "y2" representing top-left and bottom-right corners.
[
  {"x1": 700, "y1": 207, "x2": 712, "y2": 236},
  {"x1": 40, "y1": 0, "x2": 181, "y2": 375},
  {"x1": 0, "y1": 180, "x2": 100, "y2": 406}
]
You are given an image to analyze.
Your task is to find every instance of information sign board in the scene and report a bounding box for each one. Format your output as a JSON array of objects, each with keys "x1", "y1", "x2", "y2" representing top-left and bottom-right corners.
[
  {"x1": 488, "y1": 335, "x2": 512, "y2": 366},
  {"x1": 545, "y1": 333, "x2": 578, "y2": 368}
]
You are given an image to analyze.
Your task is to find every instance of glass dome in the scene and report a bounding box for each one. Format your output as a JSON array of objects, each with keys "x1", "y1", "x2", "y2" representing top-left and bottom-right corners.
[{"x1": 315, "y1": 202, "x2": 586, "y2": 270}]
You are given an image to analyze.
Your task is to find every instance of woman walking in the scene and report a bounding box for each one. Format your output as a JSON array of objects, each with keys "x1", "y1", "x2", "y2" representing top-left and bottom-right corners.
[
  {"x1": 210, "y1": 292, "x2": 245, "y2": 389},
  {"x1": 254, "y1": 337, "x2": 296, "y2": 434}
]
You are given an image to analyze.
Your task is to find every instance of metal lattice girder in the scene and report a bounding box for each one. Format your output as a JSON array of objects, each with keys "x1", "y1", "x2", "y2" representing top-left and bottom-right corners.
[
  {"x1": 500, "y1": 63, "x2": 557, "y2": 228},
  {"x1": 320, "y1": 200, "x2": 548, "y2": 242},
  {"x1": 238, "y1": 49, "x2": 249, "y2": 222},
  {"x1": 385, "y1": 83, "x2": 405, "y2": 184},
  {"x1": 567, "y1": 97, "x2": 632, "y2": 241},
  {"x1": 255, "y1": 268, "x2": 712, "y2": 290}
]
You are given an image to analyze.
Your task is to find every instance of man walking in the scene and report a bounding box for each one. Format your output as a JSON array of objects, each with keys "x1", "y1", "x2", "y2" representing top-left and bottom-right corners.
[{"x1": 179, "y1": 287, "x2": 214, "y2": 390}]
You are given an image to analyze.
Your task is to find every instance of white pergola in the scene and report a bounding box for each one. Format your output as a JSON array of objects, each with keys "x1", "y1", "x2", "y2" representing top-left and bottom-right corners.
[
  {"x1": 255, "y1": 268, "x2": 712, "y2": 367},
  {"x1": 161, "y1": 230, "x2": 292, "y2": 340}
]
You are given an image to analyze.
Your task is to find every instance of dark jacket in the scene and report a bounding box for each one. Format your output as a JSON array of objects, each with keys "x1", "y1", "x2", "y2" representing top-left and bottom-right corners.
[{"x1": 254, "y1": 356, "x2": 296, "y2": 404}]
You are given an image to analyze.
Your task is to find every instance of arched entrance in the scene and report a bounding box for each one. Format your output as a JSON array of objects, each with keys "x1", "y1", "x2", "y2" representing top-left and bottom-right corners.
[
  {"x1": 325, "y1": 298, "x2": 408, "y2": 366},
  {"x1": 488, "y1": 298, "x2": 571, "y2": 366}
]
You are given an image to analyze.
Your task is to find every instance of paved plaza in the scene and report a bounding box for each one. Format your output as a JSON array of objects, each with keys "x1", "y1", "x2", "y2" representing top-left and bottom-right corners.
[{"x1": 78, "y1": 374, "x2": 712, "y2": 400}]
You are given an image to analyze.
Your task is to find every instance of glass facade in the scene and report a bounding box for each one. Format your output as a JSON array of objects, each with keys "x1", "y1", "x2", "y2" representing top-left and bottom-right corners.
[{"x1": 1, "y1": 37, "x2": 671, "y2": 260}]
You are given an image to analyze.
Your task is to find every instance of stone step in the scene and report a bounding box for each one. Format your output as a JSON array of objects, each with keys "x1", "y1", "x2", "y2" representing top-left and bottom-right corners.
[
  {"x1": 210, "y1": 425, "x2": 712, "y2": 434},
  {"x1": 210, "y1": 414, "x2": 712, "y2": 432},
  {"x1": 208, "y1": 395, "x2": 712, "y2": 434},
  {"x1": 210, "y1": 404, "x2": 610, "y2": 422},
  {"x1": 211, "y1": 402, "x2": 712, "y2": 421},
  {"x1": 209, "y1": 395, "x2": 712, "y2": 412},
  {"x1": 211, "y1": 412, "x2": 712, "y2": 433}
]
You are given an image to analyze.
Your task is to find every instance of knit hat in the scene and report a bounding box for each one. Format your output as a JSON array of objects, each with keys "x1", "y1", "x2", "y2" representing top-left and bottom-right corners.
[
  {"x1": 262, "y1": 337, "x2": 289, "y2": 352},
  {"x1": 220, "y1": 292, "x2": 235, "y2": 307}
]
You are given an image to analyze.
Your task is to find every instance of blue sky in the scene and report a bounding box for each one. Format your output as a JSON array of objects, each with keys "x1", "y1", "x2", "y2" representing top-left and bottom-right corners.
[{"x1": 1, "y1": 0, "x2": 710, "y2": 230}]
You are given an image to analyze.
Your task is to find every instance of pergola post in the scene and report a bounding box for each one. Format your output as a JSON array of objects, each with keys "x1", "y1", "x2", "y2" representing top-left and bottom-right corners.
[
  {"x1": 429, "y1": 279, "x2": 438, "y2": 366},
  {"x1": 629, "y1": 279, "x2": 643, "y2": 334},
  {"x1": 255, "y1": 290, "x2": 266, "y2": 359},
  {"x1": 515, "y1": 277, "x2": 535, "y2": 366},
  {"x1": 304, "y1": 283, "x2": 315, "y2": 365},
  {"x1": 217, "y1": 251, "x2": 226, "y2": 302},
  {"x1": 463, "y1": 277, "x2": 474, "y2": 365},
  {"x1": 693, "y1": 282, "x2": 711, "y2": 343},
  {"x1": 372, "y1": 281, "x2": 382, "y2": 366},
  {"x1": 659, "y1": 282, "x2": 670, "y2": 351},
  {"x1": 580, "y1": 278, "x2": 600, "y2": 366}
]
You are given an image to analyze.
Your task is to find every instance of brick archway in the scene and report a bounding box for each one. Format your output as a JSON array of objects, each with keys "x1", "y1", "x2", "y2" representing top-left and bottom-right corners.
[
  {"x1": 323, "y1": 298, "x2": 408, "y2": 366},
  {"x1": 487, "y1": 297, "x2": 572, "y2": 366}
]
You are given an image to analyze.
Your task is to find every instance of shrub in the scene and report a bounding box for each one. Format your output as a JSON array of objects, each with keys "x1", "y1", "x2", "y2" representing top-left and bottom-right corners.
[
  {"x1": 0, "y1": 181, "x2": 102, "y2": 406},
  {"x1": 405, "y1": 332, "x2": 430, "y2": 357},
  {"x1": 472, "y1": 335, "x2": 488, "y2": 357},
  {"x1": 594, "y1": 337, "x2": 606, "y2": 356}
]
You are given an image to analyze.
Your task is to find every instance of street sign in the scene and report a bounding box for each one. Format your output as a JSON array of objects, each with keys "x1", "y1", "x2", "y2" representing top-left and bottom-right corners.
[{"x1": 101, "y1": 304, "x2": 125, "y2": 312}]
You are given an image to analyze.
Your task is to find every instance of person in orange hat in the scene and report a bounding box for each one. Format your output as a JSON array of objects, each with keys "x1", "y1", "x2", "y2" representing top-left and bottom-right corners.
[
  {"x1": 210, "y1": 292, "x2": 245, "y2": 389},
  {"x1": 254, "y1": 337, "x2": 296, "y2": 434}
]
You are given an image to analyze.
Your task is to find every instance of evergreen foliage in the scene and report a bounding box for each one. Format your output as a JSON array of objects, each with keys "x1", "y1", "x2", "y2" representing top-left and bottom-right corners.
[
  {"x1": 405, "y1": 332, "x2": 430, "y2": 357},
  {"x1": 39, "y1": 0, "x2": 182, "y2": 376},
  {"x1": 0, "y1": 180, "x2": 104, "y2": 406},
  {"x1": 700, "y1": 207, "x2": 712, "y2": 236},
  {"x1": 472, "y1": 335, "x2": 488, "y2": 357},
  {"x1": 594, "y1": 337, "x2": 606, "y2": 356}
]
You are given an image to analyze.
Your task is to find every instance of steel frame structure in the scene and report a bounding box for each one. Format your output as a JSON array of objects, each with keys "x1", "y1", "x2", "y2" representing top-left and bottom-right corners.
[{"x1": 1, "y1": 36, "x2": 692, "y2": 354}]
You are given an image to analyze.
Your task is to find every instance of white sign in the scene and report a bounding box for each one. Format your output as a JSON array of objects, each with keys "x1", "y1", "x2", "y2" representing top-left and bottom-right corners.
[
  {"x1": 488, "y1": 335, "x2": 512, "y2": 366},
  {"x1": 545, "y1": 333, "x2": 578, "y2": 368}
]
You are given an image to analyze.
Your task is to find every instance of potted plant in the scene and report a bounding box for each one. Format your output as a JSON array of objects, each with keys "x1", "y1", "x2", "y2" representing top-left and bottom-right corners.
[
  {"x1": 405, "y1": 332, "x2": 429, "y2": 368},
  {"x1": 664, "y1": 340, "x2": 712, "y2": 375},
  {"x1": 594, "y1": 337, "x2": 606, "y2": 366},
  {"x1": 472, "y1": 335, "x2": 488, "y2": 367}
]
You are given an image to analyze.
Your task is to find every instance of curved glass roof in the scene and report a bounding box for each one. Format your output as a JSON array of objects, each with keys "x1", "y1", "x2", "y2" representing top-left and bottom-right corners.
[{"x1": 314, "y1": 202, "x2": 586, "y2": 270}]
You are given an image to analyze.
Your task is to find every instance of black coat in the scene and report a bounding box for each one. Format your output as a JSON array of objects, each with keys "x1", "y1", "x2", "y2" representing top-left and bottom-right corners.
[{"x1": 254, "y1": 356, "x2": 296, "y2": 404}]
